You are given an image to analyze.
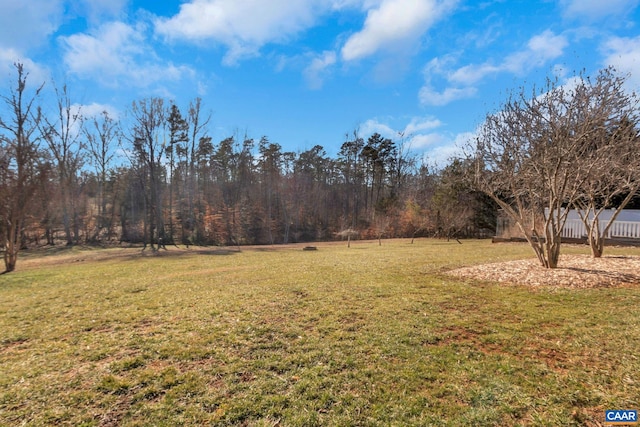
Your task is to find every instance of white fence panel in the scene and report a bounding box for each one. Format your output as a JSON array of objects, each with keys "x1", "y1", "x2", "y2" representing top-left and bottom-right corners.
[
  {"x1": 497, "y1": 210, "x2": 640, "y2": 240},
  {"x1": 562, "y1": 220, "x2": 585, "y2": 239},
  {"x1": 609, "y1": 221, "x2": 640, "y2": 239},
  {"x1": 560, "y1": 219, "x2": 640, "y2": 239}
]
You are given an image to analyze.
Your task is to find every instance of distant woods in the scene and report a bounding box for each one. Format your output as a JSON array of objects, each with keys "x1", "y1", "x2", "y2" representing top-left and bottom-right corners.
[
  {"x1": 0, "y1": 63, "x2": 495, "y2": 270},
  {"x1": 3, "y1": 63, "x2": 638, "y2": 272}
]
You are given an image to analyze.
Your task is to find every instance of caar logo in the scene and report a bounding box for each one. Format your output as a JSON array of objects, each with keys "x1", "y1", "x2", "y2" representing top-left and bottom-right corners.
[{"x1": 605, "y1": 410, "x2": 638, "y2": 425}]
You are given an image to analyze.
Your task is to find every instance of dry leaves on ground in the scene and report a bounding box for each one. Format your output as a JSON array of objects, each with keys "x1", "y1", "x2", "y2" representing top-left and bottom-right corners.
[{"x1": 447, "y1": 255, "x2": 640, "y2": 288}]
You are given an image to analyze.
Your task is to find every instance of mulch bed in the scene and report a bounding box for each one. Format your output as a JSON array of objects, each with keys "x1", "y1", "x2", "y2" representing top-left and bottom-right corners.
[{"x1": 447, "y1": 255, "x2": 640, "y2": 288}]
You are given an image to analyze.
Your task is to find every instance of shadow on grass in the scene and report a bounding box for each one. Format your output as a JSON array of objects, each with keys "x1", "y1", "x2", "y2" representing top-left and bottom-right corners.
[
  {"x1": 21, "y1": 245, "x2": 88, "y2": 258},
  {"x1": 17, "y1": 244, "x2": 242, "y2": 269},
  {"x1": 153, "y1": 247, "x2": 241, "y2": 257},
  {"x1": 18, "y1": 239, "x2": 477, "y2": 268},
  {"x1": 564, "y1": 267, "x2": 640, "y2": 285}
]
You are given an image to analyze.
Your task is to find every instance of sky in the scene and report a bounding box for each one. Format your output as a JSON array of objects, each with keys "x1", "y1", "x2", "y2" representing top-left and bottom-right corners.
[{"x1": 1, "y1": 0, "x2": 639, "y2": 165}]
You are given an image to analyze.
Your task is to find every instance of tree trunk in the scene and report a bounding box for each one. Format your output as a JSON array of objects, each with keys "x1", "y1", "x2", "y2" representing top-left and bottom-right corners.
[
  {"x1": 526, "y1": 228, "x2": 544, "y2": 267},
  {"x1": 4, "y1": 244, "x2": 17, "y2": 273},
  {"x1": 546, "y1": 238, "x2": 561, "y2": 269},
  {"x1": 45, "y1": 227, "x2": 54, "y2": 245},
  {"x1": 63, "y1": 207, "x2": 73, "y2": 245},
  {"x1": 3, "y1": 219, "x2": 20, "y2": 273},
  {"x1": 588, "y1": 231, "x2": 604, "y2": 258},
  {"x1": 585, "y1": 217, "x2": 605, "y2": 258}
]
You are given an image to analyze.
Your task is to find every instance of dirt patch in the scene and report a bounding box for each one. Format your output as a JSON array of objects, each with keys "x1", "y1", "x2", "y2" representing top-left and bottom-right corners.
[{"x1": 447, "y1": 255, "x2": 640, "y2": 288}]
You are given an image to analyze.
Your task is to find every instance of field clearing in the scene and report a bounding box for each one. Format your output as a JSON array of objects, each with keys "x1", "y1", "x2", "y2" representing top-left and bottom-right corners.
[{"x1": 1, "y1": 239, "x2": 639, "y2": 426}]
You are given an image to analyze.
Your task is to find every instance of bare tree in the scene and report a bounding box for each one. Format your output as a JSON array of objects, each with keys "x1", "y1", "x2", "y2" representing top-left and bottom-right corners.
[
  {"x1": 471, "y1": 74, "x2": 599, "y2": 268},
  {"x1": 84, "y1": 110, "x2": 120, "y2": 241},
  {"x1": 183, "y1": 98, "x2": 211, "y2": 244},
  {"x1": 41, "y1": 84, "x2": 84, "y2": 245},
  {"x1": 337, "y1": 228, "x2": 358, "y2": 247},
  {"x1": 373, "y1": 214, "x2": 390, "y2": 246},
  {"x1": 570, "y1": 69, "x2": 640, "y2": 257},
  {"x1": 431, "y1": 159, "x2": 479, "y2": 243},
  {"x1": 389, "y1": 131, "x2": 416, "y2": 202},
  {"x1": 128, "y1": 98, "x2": 167, "y2": 251},
  {"x1": 0, "y1": 63, "x2": 44, "y2": 272}
]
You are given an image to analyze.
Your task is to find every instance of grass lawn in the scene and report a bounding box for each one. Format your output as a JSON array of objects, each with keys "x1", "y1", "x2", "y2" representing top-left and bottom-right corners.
[{"x1": 1, "y1": 239, "x2": 639, "y2": 426}]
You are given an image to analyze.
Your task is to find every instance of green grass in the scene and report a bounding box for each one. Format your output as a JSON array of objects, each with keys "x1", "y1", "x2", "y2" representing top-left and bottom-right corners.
[{"x1": 1, "y1": 239, "x2": 639, "y2": 426}]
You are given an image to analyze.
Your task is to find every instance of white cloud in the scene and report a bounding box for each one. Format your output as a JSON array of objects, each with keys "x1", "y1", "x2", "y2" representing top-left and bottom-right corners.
[
  {"x1": 155, "y1": 0, "x2": 324, "y2": 65},
  {"x1": 331, "y1": 0, "x2": 377, "y2": 9},
  {"x1": 422, "y1": 140, "x2": 463, "y2": 167},
  {"x1": 360, "y1": 115, "x2": 445, "y2": 148},
  {"x1": 75, "y1": 0, "x2": 129, "y2": 22},
  {"x1": 0, "y1": 0, "x2": 64, "y2": 51},
  {"x1": 75, "y1": 102, "x2": 120, "y2": 120},
  {"x1": 560, "y1": 0, "x2": 640, "y2": 20},
  {"x1": 409, "y1": 132, "x2": 446, "y2": 148},
  {"x1": 602, "y1": 35, "x2": 640, "y2": 89},
  {"x1": 351, "y1": 116, "x2": 471, "y2": 169},
  {"x1": 61, "y1": 22, "x2": 143, "y2": 81},
  {"x1": 420, "y1": 131, "x2": 472, "y2": 167},
  {"x1": 419, "y1": 84, "x2": 477, "y2": 105},
  {"x1": 61, "y1": 21, "x2": 194, "y2": 88},
  {"x1": 153, "y1": 0, "x2": 458, "y2": 73},
  {"x1": 447, "y1": 63, "x2": 497, "y2": 86},
  {"x1": 360, "y1": 119, "x2": 398, "y2": 139},
  {"x1": 404, "y1": 116, "x2": 443, "y2": 134},
  {"x1": 0, "y1": 49, "x2": 49, "y2": 87},
  {"x1": 419, "y1": 30, "x2": 567, "y2": 106},
  {"x1": 360, "y1": 116, "x2": 444, "y2": 141},
  {"x1": 303, "y1": 51, "x2": 337, "y2": 89},
  {"x1": 552, "y1": 64, "x2": 569, "y2": 80},
  {"x1": 419, "y1": 55, "x2": 478, "y2": 105},
  {"x1": 502, "y1": 30, "x2": 568, "y2": 74},
  {"x1": 341, "y1": 0, "x2": 457, "y2": 61},
  {"x1": 452, "y1": 131, "x2": 475, "y2": 147},
  {"x1": 449, "y1": 30, "x2": 567, "y2": 85}
]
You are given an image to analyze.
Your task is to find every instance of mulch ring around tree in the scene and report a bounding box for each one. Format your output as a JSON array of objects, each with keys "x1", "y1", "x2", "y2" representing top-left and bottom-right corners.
[{"x1": 447, "y1": 255, "x2": 640, "y2": 289}]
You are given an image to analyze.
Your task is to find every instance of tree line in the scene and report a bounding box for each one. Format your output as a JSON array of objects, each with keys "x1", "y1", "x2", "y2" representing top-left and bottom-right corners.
[
  {"x1": 3, "y1": 63, "x2": 637, "y2": 273},
  {"x1": 0, "y1": 63, "x2": 494, "y2": 272}
]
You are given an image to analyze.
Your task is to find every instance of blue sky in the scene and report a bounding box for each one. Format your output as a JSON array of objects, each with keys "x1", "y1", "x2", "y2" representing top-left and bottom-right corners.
[{"x1": 1, "y1": 0, "x2": 639, "y2": 165}]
